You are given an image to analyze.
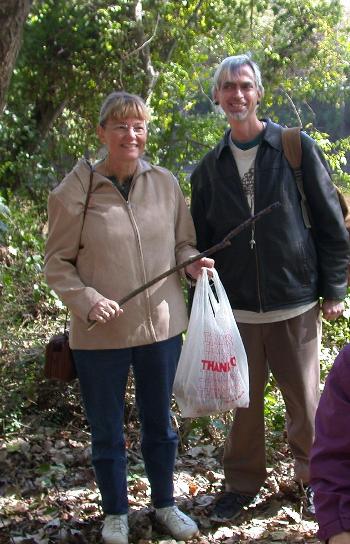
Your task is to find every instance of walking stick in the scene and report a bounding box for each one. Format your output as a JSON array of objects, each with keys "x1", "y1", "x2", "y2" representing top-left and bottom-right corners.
[{"x1": 87, "y1": 201, "x2": 281, "y2": 331}]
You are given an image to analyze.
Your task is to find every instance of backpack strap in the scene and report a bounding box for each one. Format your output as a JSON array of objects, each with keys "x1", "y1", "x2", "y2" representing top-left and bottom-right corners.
[
  {"x1": 281, "y1": 127, "x2": 312, "y2": 229},
  {"x1": 64, "y1": 165, "x2": 94, "y2": 332},
  {"x1": 337, "y1": 190, "x2": 350, "y2": 232}
]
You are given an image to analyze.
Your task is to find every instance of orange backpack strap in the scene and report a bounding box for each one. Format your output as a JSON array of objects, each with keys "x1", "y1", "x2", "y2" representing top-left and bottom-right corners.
[{"x1": 281, "y1": 127, "x2": 312, "y2": 229}]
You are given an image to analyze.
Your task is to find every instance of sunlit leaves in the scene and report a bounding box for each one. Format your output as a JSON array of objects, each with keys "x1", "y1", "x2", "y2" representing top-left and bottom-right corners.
[{"x1": 0, "y1": 0, "x2": 349, "y2": 195}]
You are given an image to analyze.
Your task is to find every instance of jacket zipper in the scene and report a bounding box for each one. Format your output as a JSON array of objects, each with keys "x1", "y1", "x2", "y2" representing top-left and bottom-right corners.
[
  {"x1": 230, "y1": 142, "x2": 256, "y2": 250},
  {"x1": 254, "y1": 244, "x2": 263, "y2": 310},
  {"x1": 249, "y1": 225, "x2": 256, "y2": 249},
  {"x1": 231, "y1": 145, "x2": 262, "y2": 310},
  {"x1": 125, "y1": 185, "x2": 157, "y2": 342},
  {"x1": 252, "y1": 148, "x2": 263, "y2": 310},
  {"x1": 107, "y1": 178, "x2": 157, "y2": 342}
]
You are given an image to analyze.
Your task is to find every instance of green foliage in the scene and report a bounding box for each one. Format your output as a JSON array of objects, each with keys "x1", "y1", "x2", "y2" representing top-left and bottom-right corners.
[
  {"x1": 0, "y1": 197, "x2": 61, "y2": 435},
  {"x1": 1, "y1": 197, "x2": 51, "y2": 321},
  {"x1": 0, "y1": 196, "x2": 349, "y2": 439},
  {"x1": 308, "y1": 128, "x2": 350, "y2": 190},
  {"x1": 1, "y1": 0, "x2": 350, "y2": 439},
  {"x1": 264, "y1": 380, "x2": 285, "y2": 432},
  {"x1": 1, "y1": 0, "x2": 350, "y2": 196},
  {"x1": 322, "y1": 294, "x2": 350, "y2": 353}
]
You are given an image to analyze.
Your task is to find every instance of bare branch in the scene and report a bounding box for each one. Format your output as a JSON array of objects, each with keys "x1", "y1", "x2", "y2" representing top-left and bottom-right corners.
[
  {"x1": 186, "y1": 0, "x2": 205, "y2": 26},
  {"x1": 303, "y1": 100, "x2": 317, "y2": 123},
  {"x1": 87, "y1": 202, "x2": 281, "y2": 331},
  {"x1": 125, "y1": 12, "x2": 160, "y2": 58},
  {"x1": 146, "y1": 0, "x2": 207, "y2": 103},
  {"x1": 279, "y1": 87, "x2": 302, "y2": 127},
  {"x1": 132, "y1": 0, "x2": 158, "y2": 99},
  {"x1": 186, "y1": 138, "x2": 214, "y2": 150}
]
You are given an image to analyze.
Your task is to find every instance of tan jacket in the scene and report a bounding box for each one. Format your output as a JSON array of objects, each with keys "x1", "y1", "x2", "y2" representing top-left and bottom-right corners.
[{"x1": 44, "y1": 158, "x2": 198, "y2": 349}]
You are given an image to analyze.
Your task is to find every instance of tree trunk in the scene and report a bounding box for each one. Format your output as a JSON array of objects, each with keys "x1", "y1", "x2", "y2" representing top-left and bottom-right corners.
[{"x1": 0, "y1": 0, "x2": 32, "y2": 114}]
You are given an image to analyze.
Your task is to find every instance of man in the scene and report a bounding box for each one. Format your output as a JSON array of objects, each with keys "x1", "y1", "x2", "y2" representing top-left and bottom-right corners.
[{"x1": 190, "y1": 54, "x2": 350, "y2": 522}]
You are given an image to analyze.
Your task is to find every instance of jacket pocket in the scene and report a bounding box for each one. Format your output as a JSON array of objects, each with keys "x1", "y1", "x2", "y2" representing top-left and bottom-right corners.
[{"x1": 294, "y1": 240, "x2": 317, "y2": 287}]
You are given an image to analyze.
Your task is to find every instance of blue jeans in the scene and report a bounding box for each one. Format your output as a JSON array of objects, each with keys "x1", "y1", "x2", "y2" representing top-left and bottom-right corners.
[{"x1": 73, "y1": 335, "x2": 181, "y2": 514}]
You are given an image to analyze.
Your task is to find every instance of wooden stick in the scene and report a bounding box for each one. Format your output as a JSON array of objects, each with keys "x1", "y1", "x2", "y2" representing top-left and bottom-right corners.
[{"x1": 87, "y1": 201, "x2": 280, "y2": 331}]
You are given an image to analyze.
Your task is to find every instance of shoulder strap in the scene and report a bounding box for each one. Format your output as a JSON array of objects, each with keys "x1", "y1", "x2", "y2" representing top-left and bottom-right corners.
[
  {"x1": 63, "y1": 163, "x2": 94, "y2": 333},
  {"x1": 78, "y1": 165, "x2": 94, "y2": 248},
  {"x1": 281, "y1": 127, "x2": 312, "y2": 229},
  {"x1": 337, "y1": 190, "x2": 350, "y2": 231},
  {"x1": 282, "y1": 128, "x2": 350, "y2": 235},
  {"x1": 281, "y1": 127, "x2": 302, "y2": 169},
  {"x1": 82, "y1": 165, "x2": 94, "y2": 223},
  {"x1": 63, "y1": 166, "x2": 94, "y2": 331}
]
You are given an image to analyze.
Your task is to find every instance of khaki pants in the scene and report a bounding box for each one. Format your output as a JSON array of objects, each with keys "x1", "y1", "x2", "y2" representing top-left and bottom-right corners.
[{"x1": 223, "y1": 304, "x2": 321, "y2": 496}]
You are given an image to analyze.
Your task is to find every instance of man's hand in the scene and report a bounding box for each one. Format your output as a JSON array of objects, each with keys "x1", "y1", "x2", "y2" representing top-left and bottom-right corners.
[
  {"x1": 330, "y1": 532, "x2": 350, "y2": 544},
  {"x1": 321, "y1": 299, "x2": 344, "y2": 321},
  {"x1": 185, "y1": 257, "x2": 215, "y2": 280},
  {"x1": 88, "y1": 297, "x2": 123, "y2": 324}
]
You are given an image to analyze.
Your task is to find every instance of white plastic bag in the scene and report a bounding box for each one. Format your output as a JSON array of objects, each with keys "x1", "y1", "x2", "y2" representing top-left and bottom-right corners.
[{"x1": 173, "y1": 268, "x2": 249, "y2": 418}]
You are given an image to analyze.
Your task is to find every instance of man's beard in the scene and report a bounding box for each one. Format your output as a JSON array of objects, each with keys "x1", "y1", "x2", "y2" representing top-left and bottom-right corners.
[{"x1": 228, "y1": 109, "x2": 249, "y2": 121}]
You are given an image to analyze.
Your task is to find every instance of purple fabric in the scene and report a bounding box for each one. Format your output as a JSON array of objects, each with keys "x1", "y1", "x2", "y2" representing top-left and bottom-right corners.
[{"x1": 310, "y1": 343, "x2": 350, "y2": 541}]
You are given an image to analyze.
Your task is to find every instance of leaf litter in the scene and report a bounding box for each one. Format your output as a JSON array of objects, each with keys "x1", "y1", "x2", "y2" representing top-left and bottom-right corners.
[{"x1": 0, "y1": 411, "x2": 320, "y2": 544}]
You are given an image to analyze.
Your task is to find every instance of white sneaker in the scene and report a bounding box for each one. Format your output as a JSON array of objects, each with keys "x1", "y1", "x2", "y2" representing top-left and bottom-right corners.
[
  {"x1": 102, "y1": 514, "x2": 129, "y2": 544},
  {"x1": 155, "y1": 505, "x2": 199, "y2": 540}
]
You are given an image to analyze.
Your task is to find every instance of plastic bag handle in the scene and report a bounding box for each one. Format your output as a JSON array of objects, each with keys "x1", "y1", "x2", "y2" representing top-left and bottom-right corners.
[
  {"x1": 196, "y1": 268, "x2": 231, "y2": 321},
  {"x1": 200, "y1": 268, "x2": 218, "y2": 315},
  {"x1": 208, "y1": 268, "x2": 232, "y2": 310},
  {"x1": 204, "y1": 268, "x2": 231, "y2": 317}
]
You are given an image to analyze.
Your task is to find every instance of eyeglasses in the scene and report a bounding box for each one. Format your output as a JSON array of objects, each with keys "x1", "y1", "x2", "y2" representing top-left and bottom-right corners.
[{"x1": 106, "y1": 122, "x2": 147, "y2": 135}]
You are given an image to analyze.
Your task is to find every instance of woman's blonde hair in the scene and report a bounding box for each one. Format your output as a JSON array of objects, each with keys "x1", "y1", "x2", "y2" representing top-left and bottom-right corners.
[{"x1": 99, "y1": 91, "x2": 150, "y2": 127}]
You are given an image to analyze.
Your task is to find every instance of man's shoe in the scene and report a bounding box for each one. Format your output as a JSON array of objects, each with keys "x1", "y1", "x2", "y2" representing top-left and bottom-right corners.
[
  {"x1": 210, "y1": 492, "x2": 253, "y2": 522},
  {"x1": 102, "y1": 514, "x2": 129, "y2": 544},
  {"x1": 155, "y1": 505, "x2": 199, "y2": 540},
  {"x1": 303, "y1": 485, "x2": 316, "y2": 518}
]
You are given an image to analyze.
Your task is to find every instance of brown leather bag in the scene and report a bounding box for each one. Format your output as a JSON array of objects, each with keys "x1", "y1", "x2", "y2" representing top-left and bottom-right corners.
[
  {"x1": 44, "y1": 165, "x2": 94, "y2": 382},
  {"x1": 44, "y1": 330, "x2": 76, "y2": 381}
]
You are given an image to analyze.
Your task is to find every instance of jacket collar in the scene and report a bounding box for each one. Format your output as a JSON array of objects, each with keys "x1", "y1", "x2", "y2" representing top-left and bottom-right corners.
[
  {"x1": 134, "y1": 158, "x2": 152, "y2": 178},
  {"x1": 74, "y1": 157, "x2": 152, "y2": 190},
  {"x1": 215, "y1": 118, "x2": 283, "y2": 158}
]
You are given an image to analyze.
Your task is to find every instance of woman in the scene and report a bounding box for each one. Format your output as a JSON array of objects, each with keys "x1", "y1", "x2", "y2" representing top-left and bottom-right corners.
[{"x1": 44, "y1": 91, "x2": 213, "y2": 544}]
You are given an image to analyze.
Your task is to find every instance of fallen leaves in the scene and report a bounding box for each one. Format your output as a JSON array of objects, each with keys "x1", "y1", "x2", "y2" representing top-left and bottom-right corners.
[{"x1": 0, "y1": 418, "x2": 321, "y2": 544}]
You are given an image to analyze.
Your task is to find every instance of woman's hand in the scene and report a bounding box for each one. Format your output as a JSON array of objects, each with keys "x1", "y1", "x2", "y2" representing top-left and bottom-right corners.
[
  {"x1": 88, "y1": 298, "x2": 123, "y2": 324},
  {"x1": 185, "y1": 257, "x2": 215, "y2": 281}
]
